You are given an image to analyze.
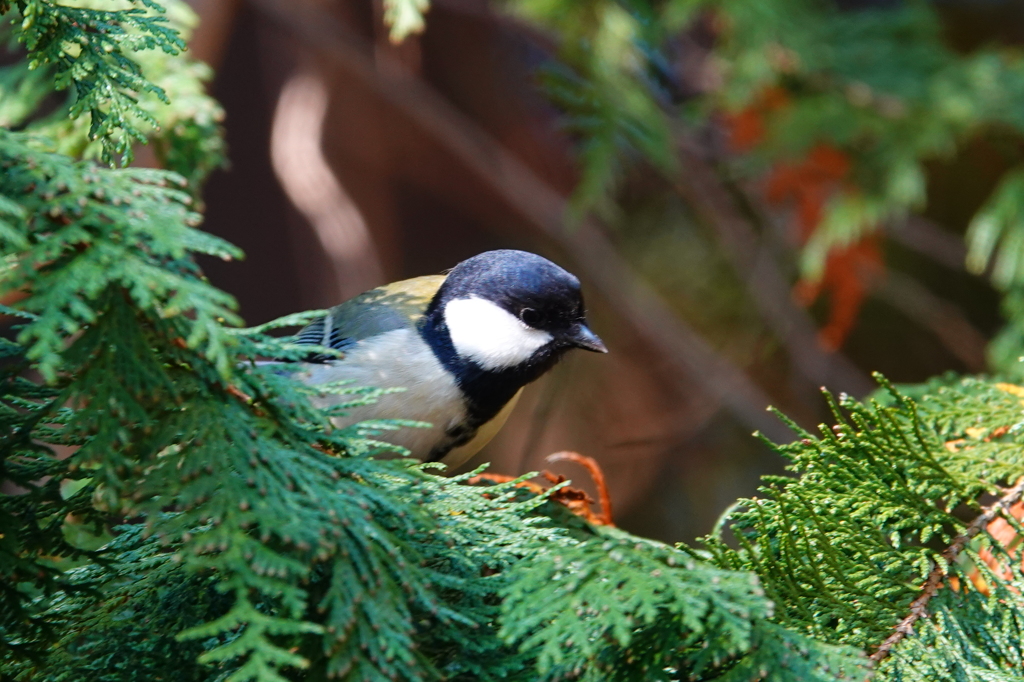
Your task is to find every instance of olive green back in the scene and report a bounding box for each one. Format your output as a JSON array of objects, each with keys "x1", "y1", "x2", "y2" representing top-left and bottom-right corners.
[{"x1": 296, "y1": 274, "x2": 446, "y2": 351}]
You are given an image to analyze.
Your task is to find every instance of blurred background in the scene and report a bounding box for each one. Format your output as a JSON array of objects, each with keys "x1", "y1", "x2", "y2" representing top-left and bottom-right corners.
[{"x1": 180, "y1": 0, "x2": 1024, "y2": 544}]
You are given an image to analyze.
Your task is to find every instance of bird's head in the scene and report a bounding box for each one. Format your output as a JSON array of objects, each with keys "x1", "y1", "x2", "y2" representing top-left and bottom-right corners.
[{"x1": 424, "y1": 250, "x2": 606, "y2": 376}]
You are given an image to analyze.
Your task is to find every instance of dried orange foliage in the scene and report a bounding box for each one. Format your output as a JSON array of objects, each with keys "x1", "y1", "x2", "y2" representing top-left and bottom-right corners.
[
  {"x1": 467, "y1": 452, "x2": 615, "y2": 527},
  {"x1": 967, "y1": 499, "x2": 1024, "y2": 592},
  {"x1": 945, "y1": 383, "x2": 1024, "y2": 595},
  {"x1": 793, "y1": 237, "x2": 885, "y2": 351},
  {"x1": 996, "y1": 382, "x2": 1024, "y2": 399},
  {"x1": 540, "y1": 471, "x2": 609, "y2": 526},
  {"x1": 769, "y1": 142, "x2": 883, "y2": 350},
  {"x1": 467, "y1": 473, "x2": 546, "y2": 494},
  {"x1": 765, "y1": 144, "x2": 851, "y2": 241},
  {"x1": 546, "y1": 451, "x2": 614, "y2": 526},
  {"x1": 724, "y1": 86, "x2": 790, "y2": 152},
  {"x1": 726, "y1": 87, "x2": 886, "y2": 350}
]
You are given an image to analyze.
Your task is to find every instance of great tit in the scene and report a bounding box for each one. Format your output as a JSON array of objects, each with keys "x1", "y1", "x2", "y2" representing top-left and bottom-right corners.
[{"x1": 291, "y1": 250, "x2": 607, "y2": 468}]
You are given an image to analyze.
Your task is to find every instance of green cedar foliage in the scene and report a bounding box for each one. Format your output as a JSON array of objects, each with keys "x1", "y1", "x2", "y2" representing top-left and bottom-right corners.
[
  {"x1": 703, "y1": 376, "x2": 1024, "y2": 680},
  {"x1": 5, "y1": 2, "x2": 1024, "y2": 682},
  {"x1": 0, "y1": 0, "x2": 225, "y2": 187},
  {"x1": 383, "y1": 0, "x2": 429, "y2": 44},
  {"x1": 0, "y1": 2, "x2": 865, "y2": 681}
]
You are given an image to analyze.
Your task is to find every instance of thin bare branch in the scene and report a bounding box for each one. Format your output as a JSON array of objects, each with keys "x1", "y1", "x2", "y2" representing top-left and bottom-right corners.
[
  {"x1": 873, "y1": 269, "x2": 988, "y2": 372},
  {"x1": 886, "y1": 216, "x2": 968, "y2": 272},
  {"x1": 870, "y1": 476, "x2": 1024, "y2": 663}
]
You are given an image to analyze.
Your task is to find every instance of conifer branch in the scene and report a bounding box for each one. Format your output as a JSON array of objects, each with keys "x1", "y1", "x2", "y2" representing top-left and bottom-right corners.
[
  {"x1": 870, "y1": 475, "x2": 1024, "y2": 663},
  {"x1": 10, "y1": 2, "x2": 1024, "y2": 679}
]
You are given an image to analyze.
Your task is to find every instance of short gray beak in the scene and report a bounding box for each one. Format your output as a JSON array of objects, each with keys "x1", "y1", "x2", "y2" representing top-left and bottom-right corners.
[{"x1": 567, "y1": 323, "x2": 608, "y2": 353}]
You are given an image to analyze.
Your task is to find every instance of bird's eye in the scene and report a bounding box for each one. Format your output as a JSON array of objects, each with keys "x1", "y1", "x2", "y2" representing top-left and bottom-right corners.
[{"x1": 519, "y1": 307, "x2": 543, "y2": 328}]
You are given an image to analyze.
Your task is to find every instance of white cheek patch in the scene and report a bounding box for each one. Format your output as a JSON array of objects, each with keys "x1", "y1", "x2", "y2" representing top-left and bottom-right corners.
[{"x1": 444, "y1": 297, "x2": 552, "y2": 370}]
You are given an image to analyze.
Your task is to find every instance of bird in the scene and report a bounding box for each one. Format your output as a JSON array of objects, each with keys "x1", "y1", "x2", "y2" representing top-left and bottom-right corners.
[{"x1": 290, "y1": 249, "x2": 607, "y2": 468}]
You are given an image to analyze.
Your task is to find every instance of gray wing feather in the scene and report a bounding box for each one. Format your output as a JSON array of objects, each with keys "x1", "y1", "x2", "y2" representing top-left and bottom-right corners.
[{"x1": 293, "y1": 275, "x2": 445, "y2": 362}]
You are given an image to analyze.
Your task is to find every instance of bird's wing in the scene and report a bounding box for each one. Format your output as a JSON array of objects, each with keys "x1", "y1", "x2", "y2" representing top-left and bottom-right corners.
[{"x1": 295, "y1": 274, "x2": 446, "y2": 360}]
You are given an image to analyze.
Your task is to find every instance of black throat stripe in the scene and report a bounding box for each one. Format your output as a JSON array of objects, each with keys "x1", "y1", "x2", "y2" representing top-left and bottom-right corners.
[{"x1": 418, "y1": 316, "x2": 562, "y2": 463}]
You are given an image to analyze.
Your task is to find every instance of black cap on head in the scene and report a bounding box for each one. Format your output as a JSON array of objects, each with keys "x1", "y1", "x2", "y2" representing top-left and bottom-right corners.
[
  {"x1": 420, "y1": 250, "x2": 606, "y2": 436},
  {"x1": 431, "y1": 250, "x2": 606, "y2": 352}
]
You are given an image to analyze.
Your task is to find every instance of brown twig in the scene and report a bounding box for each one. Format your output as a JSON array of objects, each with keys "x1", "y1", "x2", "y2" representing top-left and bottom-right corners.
[
  {"x1": 870, "y1": 476, "x2": 1024, "y2": 663},
  {"x1": 546, "y1": 451, "x2": 614, "y2": 526},
  {"x1": 467, "y1": 473, "x2": 547, "y2": 495},
  {"x1": 225, "y1": 384, "x2": 254, "y2": 405},
  {"x1": 225, "y1": 383, "x2": 269, "y2": 418},
  {"x1": 885, "y1": 216, "x2": 967, "y2": 273}
]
